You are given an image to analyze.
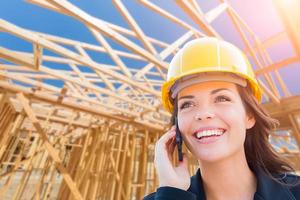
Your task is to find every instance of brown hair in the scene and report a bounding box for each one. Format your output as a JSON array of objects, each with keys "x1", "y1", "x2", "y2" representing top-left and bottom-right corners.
[{"x1": 169, "y1": 84, "x2": 296, "y2": 184}]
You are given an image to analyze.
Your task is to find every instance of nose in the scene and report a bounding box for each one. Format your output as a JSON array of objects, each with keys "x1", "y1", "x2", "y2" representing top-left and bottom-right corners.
[{"x1": 194, "y1": 109, "x2": 215, "y2": 121}]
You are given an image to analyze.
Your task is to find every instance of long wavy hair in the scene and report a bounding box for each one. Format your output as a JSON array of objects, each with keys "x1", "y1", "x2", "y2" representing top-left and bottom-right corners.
[{"x1": 169, "y1": 84, "x2": 296, "y2": 184}]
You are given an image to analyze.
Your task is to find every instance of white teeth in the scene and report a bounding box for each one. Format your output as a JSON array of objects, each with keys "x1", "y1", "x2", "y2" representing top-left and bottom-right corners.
[{"x1": 195, "y1": 129, "x2": 224, "y2": 139}]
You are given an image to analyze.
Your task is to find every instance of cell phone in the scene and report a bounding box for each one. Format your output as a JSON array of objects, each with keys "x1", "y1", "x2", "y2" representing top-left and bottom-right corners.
[{"x1": 175, "y1": 117, "x2": 183, "y2": 162}]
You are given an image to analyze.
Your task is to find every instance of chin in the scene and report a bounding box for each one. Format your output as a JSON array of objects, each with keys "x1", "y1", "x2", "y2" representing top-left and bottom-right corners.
[
  {"x1": 185, "y1": 140, "x2": 236, "y2": 162},
  {"x1": 192, "y1": 145, "x2": 245, "y2": 165},
  {"x1": 194, "y1": 149, "x2": 230, "y2": 163},
  {"x1": 184, "y1": 134, "x2": 245, "y2": 163}
]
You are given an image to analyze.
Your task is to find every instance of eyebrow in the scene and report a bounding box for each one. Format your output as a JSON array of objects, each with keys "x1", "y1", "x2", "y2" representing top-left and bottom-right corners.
[
  {"x1": 211, "y1": 88, "x2": 231, "y2": 95},
  {"x1": 178, "y1": 95, "x2": 194, "y2": 101},
  {"x1": 178, "y1": 88, "x2": 231, "y2": 101}
]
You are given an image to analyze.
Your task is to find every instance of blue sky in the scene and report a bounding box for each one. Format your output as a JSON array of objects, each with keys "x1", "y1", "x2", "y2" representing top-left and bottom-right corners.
[{"x1": 0, "y1": 0, "x2": 299, "y2": 96}]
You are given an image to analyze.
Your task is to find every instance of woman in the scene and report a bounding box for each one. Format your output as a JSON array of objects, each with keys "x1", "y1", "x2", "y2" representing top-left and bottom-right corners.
[{"x1": 144, "y1": 38, "x2": 300, "y2": 200}]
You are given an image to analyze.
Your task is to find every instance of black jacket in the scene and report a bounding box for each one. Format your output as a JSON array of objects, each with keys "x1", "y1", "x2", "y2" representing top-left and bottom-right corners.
[{"x1": 143, "y1": 168, "x2": 300, "y2": 200}]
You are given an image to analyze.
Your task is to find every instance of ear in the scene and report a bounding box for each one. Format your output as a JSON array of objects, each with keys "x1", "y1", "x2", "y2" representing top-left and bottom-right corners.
[{"x1": 246, "y1": 114, "x2": 256, "y2": 130}]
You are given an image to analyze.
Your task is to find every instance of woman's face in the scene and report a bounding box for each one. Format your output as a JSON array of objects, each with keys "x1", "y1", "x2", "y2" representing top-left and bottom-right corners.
[{"x1": 177, "y1": 81, "x2": 255, "y2": 163}]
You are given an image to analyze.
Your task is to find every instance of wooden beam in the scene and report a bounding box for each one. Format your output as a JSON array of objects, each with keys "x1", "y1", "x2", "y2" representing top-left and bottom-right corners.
[
  {"x1": 175, "y1": 0, "x2": 220, "y2": 37},
  {"x1": 89, "y1": 28, "x2": 133, "y2": 78},
  {"x1": 0, "y1": 47, "x2": 35, "y2": 69},
  {"x1": 0, "y1": 20, "x2": 161, "y2": 97},
  {"x1": 0, "y1": 51, "x2": 161, "y2": 114},
  {"x1": 0, "y1": 81, "x2": 166, "y2": 131},
  {"x1": 16, "y1": 93, "x2": 84, "y2": 200},
  {"x1": 273, "y1": 0, "x2": 300, "y2": 57},
  {"x1": 137, "y1": 0, "x2": 205, "y2": 37},
  {"x1": 255, "y1": 56, "x2": 300, "y2": 75},
  {"x1": 33, "y1": 44, "x2": 43, "y2": 69},
  {"x1": 204, "y1": 2, "x2": 229, "y2": 23},
  {"x1": 29, "y1": 0, "x2": 169, "y2": 70},
  {"x1": 222, "y1": 3, "x2": 281, "y2": 102},
  {"x1": 27, "y1": 0, "x2": 170, "y2": 48},
  {"x1": 112, "y1": 0, "x2": 158, "y2": 55}
]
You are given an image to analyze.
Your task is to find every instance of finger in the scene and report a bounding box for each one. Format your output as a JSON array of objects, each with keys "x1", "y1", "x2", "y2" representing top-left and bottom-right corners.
[
  {"x1": 154, "y1": 129, "x2": 176, "y2": 163},
  {"x1": 156, "y1": 129, "x2": 176, "y2": 150},
  {"x1": 165, "y1": 126, "x2": 175, "y2": 146},
  {"x1": 174, "y1": 154, "x2": 190, "y2": 188},
  {"x1": 166, "y1": 138, "x2": 176, "y2": 162},
  {"x1": 167, "y1": 136, "x2": 176, "y2": 156},
  {"x1": 165, "y1": 135, "x2": 174, "y2": 147}
]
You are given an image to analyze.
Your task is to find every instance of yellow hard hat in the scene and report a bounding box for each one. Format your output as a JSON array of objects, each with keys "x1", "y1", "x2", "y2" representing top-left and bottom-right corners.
[{"x1": 161, "y1": 37, "x2": 262, "y2": 113}]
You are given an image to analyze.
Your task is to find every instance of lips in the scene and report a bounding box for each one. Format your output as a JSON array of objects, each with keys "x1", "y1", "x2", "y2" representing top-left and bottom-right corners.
[{"x1": 193, "y1": 128, "x2": 226, "y2": 140}]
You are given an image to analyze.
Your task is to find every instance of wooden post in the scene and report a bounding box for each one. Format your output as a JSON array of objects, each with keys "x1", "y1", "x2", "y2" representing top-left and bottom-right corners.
[{"x1": 16, "y1": 93, "x2": 84, "y2": 200}]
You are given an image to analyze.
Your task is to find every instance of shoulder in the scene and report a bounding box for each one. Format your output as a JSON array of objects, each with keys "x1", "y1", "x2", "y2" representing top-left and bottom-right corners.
[
  {"x1": 283, "y1": 173, "x2": 300, "y2": 184},
  {"x1": 142, "y1": 186, "x2": 197, "y2": 200},
  {"x1": 239, "y1": 168, "x2": 300, "y2": 200},
  {"x1": 143, "y1": 170, "x2": 203, "y2": 200},
  {"x1": 282, "y1": 173, "x2": 300, "y2": 197},
  {"x1": 143, "y1": 192, "x2": 155, "y2": 200}
]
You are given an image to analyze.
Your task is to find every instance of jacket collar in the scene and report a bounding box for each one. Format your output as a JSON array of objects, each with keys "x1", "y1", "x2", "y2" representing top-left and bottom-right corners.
[
  {"x1": 253, "y1": 168, "x2": 296, "y2": 200},
  {"x1": 188, "y1": 169, "x2": 205, "y2": 200},
  {"x1": 188, "y1": 168, "x2": 296, "y2": 200}
]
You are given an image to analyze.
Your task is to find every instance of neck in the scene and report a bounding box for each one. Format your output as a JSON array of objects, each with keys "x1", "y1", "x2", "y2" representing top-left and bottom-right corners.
[{"x1": 199, "y1": 150, "x2": 257, "y2": 200}]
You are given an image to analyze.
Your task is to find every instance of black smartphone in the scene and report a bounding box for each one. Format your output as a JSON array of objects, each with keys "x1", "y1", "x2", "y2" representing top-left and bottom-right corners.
[{"x1": 175, "y1": 117, "x2": 183, "y2": 162}]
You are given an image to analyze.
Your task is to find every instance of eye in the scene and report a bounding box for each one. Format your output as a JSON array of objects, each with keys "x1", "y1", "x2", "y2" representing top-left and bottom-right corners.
[
  {"x1": 179, "y1": 101, "x2": 194, "y2": 110},
  {"x1": 215, "y1": 95, "x2": 231, "y2": 103}
]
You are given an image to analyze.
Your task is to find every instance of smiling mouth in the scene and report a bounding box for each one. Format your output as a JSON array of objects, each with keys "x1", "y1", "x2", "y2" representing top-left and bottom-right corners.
[{"x1": 193, "y1": 129, "x2": 226, "y2": 140}]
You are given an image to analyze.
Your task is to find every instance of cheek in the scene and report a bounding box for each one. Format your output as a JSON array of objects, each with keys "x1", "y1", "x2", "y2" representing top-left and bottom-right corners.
[
  {"x1": 178, "y1": 111, "x2": 197, "y2": 134},
  {"x1": 217, "y1": 106, "x2": 248, "y2": 130}
]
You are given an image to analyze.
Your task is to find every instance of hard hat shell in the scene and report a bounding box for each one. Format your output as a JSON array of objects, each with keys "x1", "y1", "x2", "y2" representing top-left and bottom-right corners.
[{"x1": 162, "y1": 37, "x2": 262, "y2": 113}]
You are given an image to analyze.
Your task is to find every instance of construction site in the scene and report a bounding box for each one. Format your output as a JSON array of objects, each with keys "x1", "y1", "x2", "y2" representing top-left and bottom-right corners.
[{"x1": 0, "y1": 0, "x2": 300, "y2": 199}]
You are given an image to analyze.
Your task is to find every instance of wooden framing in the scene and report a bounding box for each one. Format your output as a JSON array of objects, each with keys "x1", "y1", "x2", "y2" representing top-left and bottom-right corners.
[{"x1": 1, "y1": 0, "x2": 300, "y2": 199}]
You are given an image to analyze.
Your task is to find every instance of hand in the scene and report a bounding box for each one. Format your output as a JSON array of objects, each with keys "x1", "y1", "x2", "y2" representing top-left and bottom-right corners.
[{"x1": 154, "y1": 126, "x2": 190, "y2": 190}]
